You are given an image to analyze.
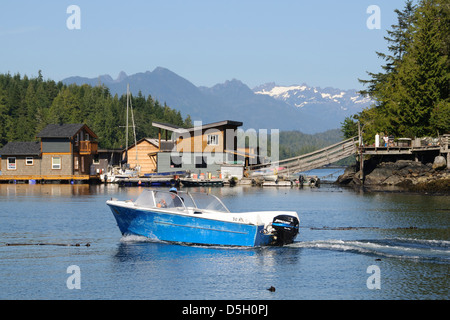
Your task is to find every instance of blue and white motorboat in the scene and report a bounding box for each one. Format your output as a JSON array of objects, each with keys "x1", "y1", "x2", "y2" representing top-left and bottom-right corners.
[{"x1": 106, "y1": 189, "x2": 299, "y2": 247}]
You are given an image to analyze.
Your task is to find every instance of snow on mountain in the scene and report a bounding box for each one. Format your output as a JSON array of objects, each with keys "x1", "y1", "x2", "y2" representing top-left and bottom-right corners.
[{"x1": 253, "y1": 82, "x2": 373, "y2": 111}]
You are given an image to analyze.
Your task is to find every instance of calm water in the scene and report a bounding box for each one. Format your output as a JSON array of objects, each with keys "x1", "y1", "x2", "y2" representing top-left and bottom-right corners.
[{"x1": 0, "y1": 169, "x2": 449, "y2": 300}]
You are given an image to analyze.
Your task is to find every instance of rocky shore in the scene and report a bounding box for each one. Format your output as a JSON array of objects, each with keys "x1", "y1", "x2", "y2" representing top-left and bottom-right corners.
[{"x1": 336, "y1": 156, "x2": 450, "y2": 194}]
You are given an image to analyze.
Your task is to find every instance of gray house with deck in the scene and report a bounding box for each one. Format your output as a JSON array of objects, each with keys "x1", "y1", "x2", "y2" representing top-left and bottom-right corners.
[{"x1": 0, "y1": 124, "x2": 98, "y2": 182}]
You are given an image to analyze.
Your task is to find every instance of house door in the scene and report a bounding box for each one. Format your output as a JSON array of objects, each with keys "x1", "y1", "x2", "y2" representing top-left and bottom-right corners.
[{"x1": 80, "y1": 156, "x2": 86, "y2": 174}]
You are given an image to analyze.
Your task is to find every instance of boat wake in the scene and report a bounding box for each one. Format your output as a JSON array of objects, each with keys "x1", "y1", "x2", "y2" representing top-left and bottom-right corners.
[
  {"x1": 289, "y1": 238, "x2": 450, "y2": 263},
  {"x1": 119, "y1": 234, "x2": 450, "y2": 261}
]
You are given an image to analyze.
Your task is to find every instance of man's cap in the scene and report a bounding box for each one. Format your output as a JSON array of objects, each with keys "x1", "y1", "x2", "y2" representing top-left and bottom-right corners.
[{"x1": 169, "y1": 187, "x2": 178, "y2": 193}]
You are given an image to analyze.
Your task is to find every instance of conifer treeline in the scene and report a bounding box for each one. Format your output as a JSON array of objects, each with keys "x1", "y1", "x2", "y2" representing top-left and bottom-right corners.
[
  {"x1": 0, "y1": 72, "x2": 193, "y2": 149},
  {"x1": 0, "y1": 72, "x2": 348, "y2": 162},
  {"x1": 342, "y1": 0, "x2": 449, "y2": 142}
]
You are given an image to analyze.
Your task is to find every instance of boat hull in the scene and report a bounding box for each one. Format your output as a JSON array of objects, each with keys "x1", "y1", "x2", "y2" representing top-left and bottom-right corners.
[{"x1": 107, "y1": 202, "x2": 273, "y2": 247}]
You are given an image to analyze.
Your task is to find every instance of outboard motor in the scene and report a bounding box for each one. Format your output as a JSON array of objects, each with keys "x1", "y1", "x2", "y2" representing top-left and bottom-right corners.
[{"x1": 272, "y1": 215, "x2": 299, "y2": 246}]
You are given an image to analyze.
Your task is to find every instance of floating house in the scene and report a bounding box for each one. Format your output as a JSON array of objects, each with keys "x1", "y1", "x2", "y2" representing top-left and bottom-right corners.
[
  {"x1": 0, "y1": 124, "x2": 99, "y2": 183},
  {"x1": 151, "y1": 120, "x2": 260, "y2": 177}
]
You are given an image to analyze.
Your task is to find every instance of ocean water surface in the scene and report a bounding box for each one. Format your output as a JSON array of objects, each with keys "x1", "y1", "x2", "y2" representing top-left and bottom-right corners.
[{"x1": 0, "y1": 170, "x2": 449, "y2": 300}]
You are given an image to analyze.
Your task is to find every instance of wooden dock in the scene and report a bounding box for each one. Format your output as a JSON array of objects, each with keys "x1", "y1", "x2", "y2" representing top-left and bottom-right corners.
[
  {"x1": 247, "y1": 134, "x2": 449, "y2": 179},
  {"x1": 361, "y1": 135, "x2": 449, "y2": 163},
  {"x1": 0, "y1": 175, "x2": 95, "y2": 184}
]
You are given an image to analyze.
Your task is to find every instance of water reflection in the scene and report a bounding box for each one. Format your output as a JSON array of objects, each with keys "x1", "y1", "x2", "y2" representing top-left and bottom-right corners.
[
  {"x1": 1, "y1": 179, "x2": 449, "y2": 299},
  {"x1": 113, "y1": 238, "x2": 302, "y2": 271},
  {"x1": 0, "y1": 184, "x2": 94, "y2": 198}
]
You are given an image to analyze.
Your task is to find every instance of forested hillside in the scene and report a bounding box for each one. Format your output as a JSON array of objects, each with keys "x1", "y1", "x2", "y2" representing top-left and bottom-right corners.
[
  {"x1": 279, "y1": 129, "x2": 344, "y2": 159},
  {"x1": 0, "y1": 72, "x2": 192, "y2": 149},
  {"x1": 0, "y1": 72, "x2": 351, "y2": 164}
]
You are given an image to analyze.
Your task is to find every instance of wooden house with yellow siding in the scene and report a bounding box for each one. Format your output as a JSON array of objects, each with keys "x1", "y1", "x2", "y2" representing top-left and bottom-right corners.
[
  {"x1": 122, "y1": 138, "x2": 174, "y2": 174},
  {"x1": 150, "y1": 120, "x2": 259, "y2": 176}
]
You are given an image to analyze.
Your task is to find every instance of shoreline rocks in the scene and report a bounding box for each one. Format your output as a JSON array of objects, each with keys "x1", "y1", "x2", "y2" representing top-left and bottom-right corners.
[{"x1": 336, "y1": 158, "x2": 450, "y2": 194}]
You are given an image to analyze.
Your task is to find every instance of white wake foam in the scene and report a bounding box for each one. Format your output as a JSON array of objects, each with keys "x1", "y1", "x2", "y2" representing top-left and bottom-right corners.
[{"x1": 289, "y1": 238, "x2": 450, "y2": 262}]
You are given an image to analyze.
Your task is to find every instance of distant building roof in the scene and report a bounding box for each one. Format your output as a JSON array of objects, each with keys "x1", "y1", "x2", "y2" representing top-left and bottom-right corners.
[
  {"x1": 0, "y1": 141, "x2": 41, "y2": 156},
  {"x1": 36, "y1": 124, "x2": 98, "y2": 139},
  {"x1": 152, "y1": 120, "x2": 243, "y2": 133},
  {"x1": 124, "y1": 138, "x2": 175, "y2": 152},
  {"x1": 151, "y1": 122, "x2": 184, "y2": 133}
]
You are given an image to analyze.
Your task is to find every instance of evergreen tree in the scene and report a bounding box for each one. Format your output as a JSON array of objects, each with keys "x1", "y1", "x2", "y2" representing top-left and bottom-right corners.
[
  {"x1": 349, "y1": 0, "x2": 449, "y2": 142},
  {"x1": 359, "y1": 0, "x2": 417, "y2": 96},
  {"x1": 391, "y1": 0, "x2": 449, "y2": 136}
]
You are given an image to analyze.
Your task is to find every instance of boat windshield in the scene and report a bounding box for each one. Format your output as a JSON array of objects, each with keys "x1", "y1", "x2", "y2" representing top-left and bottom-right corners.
[
  {"x1": 134, "y1": 189, "x2": 229, "y2": 213},
  {"x1": 185, "y1": 192, "x2": 230, "y2": 213}
]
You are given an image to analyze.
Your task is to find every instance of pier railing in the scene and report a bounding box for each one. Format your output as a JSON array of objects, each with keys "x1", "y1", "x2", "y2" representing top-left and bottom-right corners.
[
  {"x1": 248, "y1": 137, "x2": 358, "y2": 174},
  {"x1": 362, "y1": 134, "x2": 450, "y2": 155}
]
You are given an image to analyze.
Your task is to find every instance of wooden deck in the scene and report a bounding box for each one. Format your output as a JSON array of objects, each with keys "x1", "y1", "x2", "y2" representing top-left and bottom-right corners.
[
  {"x1": 362, "y1": 134, "x2": 449, "y2": 156},
  {"x1": 0, "y1": 175, "x2": 95, "y2": 183},
  {"x1": 362, "y1": 145, "x2": 442, "y2": 155}
]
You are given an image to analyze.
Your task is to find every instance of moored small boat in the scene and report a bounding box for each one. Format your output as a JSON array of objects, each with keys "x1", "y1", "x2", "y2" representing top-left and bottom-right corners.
[{"x1": 106, "y1": 189, "x2": 299, "y2": 247}]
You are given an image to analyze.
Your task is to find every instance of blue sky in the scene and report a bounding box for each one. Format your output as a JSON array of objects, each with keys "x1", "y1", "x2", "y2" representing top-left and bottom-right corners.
[{"x1": 0, "y1": 0, "x2": 410, "y2": 90}]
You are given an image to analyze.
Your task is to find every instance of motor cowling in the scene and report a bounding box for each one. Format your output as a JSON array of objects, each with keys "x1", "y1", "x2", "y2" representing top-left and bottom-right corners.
[{"x1": 272, "y1": 215, "x2": 299, "y2": 246}]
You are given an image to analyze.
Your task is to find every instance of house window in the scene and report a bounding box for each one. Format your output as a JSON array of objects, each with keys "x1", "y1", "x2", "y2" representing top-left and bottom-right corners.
[
  {"x1": 195, "y1": 156, "x2": 207, "y2": 168},
  {"x1": 7, "y1": 157, "x2": 16, "y2": 170},
  {"x1": 74, "y1": 157, "x2": 79, "y2": 170},
  {"x1": 52, "y1": 157, "x2": 61, "y2": 170},
  {"x1": 170, "y1": 155, "x2": 182, "y2": 168},
  {"x1": 26, "y1": 157, "x2": 34, "y2": 166},
  {"x1": 207, "y1": 134, "x2": 219, "y2": 146}
]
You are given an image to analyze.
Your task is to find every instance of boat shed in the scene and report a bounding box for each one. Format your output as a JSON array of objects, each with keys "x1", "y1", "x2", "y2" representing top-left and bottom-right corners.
[{"x1": 122, "y1": 137, "x2": 175, "y2": 175}]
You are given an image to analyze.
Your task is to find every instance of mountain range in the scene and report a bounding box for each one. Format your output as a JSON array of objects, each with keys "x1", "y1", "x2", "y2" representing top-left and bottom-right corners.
[{"x1": 63, "y1": 67, "x2": 373, "y2": 133}]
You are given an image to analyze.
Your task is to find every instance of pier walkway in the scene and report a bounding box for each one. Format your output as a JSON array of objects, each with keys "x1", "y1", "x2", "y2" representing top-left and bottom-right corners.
[
  {"x1": 248, "y1": 134, "x2": 450, "y2": 175},
  {"x1": 248, "y1": 137, "x2": 359, "y2": 175}
]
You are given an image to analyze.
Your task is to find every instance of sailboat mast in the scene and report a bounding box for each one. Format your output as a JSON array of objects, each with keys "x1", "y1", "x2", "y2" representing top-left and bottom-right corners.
[
  {"x1": 126, "y1": 84, "x2": 129, "y2": 155},
  {"x1": 130, "y1": 95, "x2": 138, "y2": 163}
]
